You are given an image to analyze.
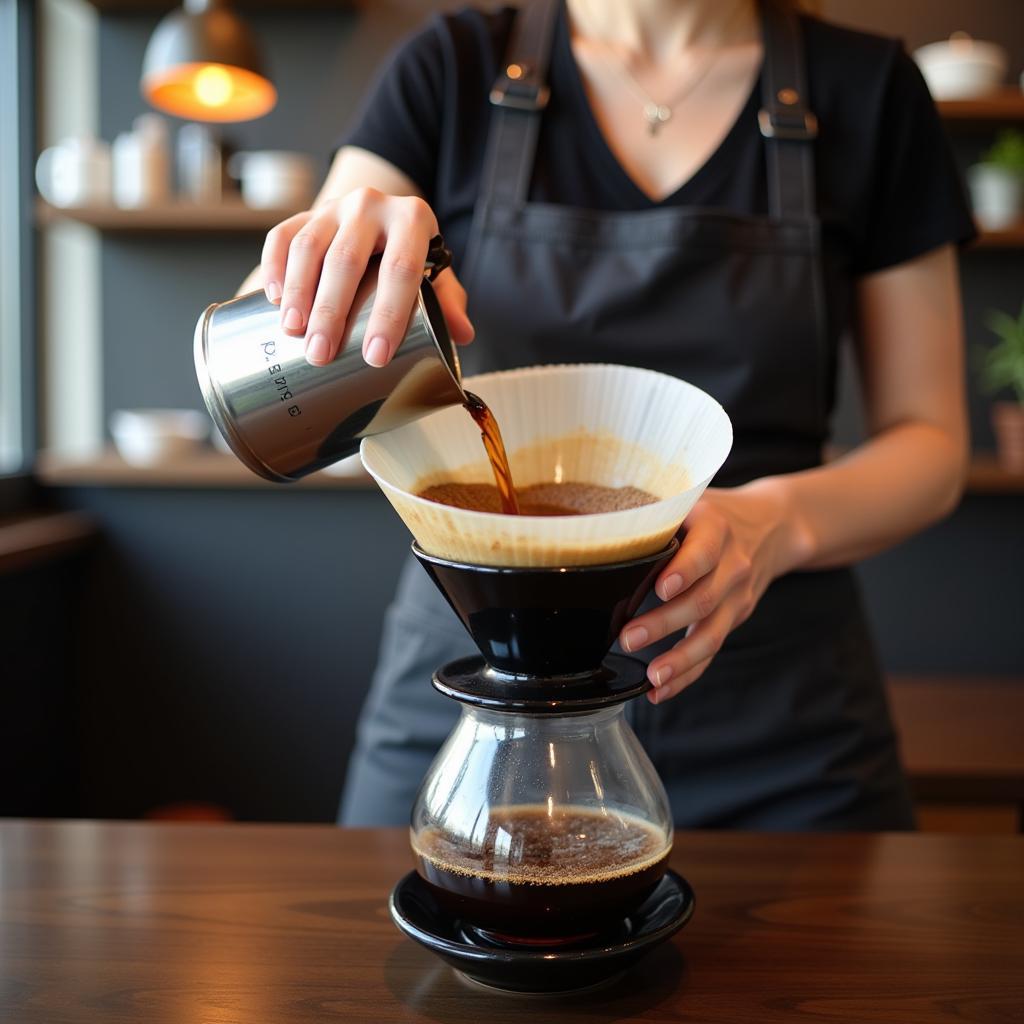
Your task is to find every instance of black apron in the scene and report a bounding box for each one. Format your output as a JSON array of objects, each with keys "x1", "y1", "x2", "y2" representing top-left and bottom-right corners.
[{"x1": 340, "y1": 0, "x2": 914, "y2": 830}]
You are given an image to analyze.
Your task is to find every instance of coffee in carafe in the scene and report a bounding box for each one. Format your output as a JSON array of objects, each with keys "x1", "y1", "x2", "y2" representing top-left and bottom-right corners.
[{"x1": 414, "y1": 804, "x2": 671, "y2": 942}]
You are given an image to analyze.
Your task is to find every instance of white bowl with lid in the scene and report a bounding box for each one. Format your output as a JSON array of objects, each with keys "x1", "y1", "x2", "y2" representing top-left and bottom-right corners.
[{"x1": 913, "y1": 34, "x2": 1008, "y2": 100}]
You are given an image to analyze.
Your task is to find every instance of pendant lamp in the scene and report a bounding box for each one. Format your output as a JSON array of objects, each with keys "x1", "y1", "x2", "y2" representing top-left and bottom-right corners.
[{"x1": 141, "y1": 0, "x2": 277, "y2": 123}]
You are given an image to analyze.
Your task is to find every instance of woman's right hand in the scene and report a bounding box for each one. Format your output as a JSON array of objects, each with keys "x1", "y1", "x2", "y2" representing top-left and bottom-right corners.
[{"x1": 260, "y1": 187, "x2": 475, "y2": 368}]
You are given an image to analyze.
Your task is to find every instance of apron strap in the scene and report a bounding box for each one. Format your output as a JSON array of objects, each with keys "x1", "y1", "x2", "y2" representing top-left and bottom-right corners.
[
  {"x1": 758, "y1": 0, "x2": 818, "y2": 222},
  {"x1": 480, "y1": 0, "x2": 560, "y2": 205}
]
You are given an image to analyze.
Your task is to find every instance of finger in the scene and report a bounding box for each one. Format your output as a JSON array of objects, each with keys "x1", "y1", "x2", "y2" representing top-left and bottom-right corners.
[
  {"x1": 655, "y1": 509, "x2": 727, "y2": 602},
  {"x1": 647, "y1": 655, "x2": 713, "y2": 704},
  {"x1": 362, "y1": 199, "x2": 437, "y2": 367},
  {"x1": 261, "y1": 210, "x2": 312, "y2": 304},
  {"x1": 303, "y1": 217, "x2": 379, "y2": 366},
  {"x1": 279, "y1": 214, "x2": 336, "y2": 336},
  {"x1": 646, "y1": 600, "x2": 736, "y2": 694},
  {"x1": 621, "y1": 548, "x2": 751, "y2": 650},
  {"x1": 432, "y1": 269, "x2": 475, "y2": 346}
]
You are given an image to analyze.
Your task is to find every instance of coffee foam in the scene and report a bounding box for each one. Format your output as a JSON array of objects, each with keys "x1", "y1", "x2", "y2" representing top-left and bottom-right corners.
[
  {"x1": 418, "y1": 478, "x2": 659, "y2": 517},
  {"x1": 412, "y1": 805, "x2": 671, "y2": 888},
  {"x1": 361, "y1": 364, "x2": 733, "y2": 567}
]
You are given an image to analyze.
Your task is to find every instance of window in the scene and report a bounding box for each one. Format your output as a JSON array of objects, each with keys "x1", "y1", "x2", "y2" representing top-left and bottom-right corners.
[{"x1": 0, "y1": 0, "x2": 34, "y2": 478}]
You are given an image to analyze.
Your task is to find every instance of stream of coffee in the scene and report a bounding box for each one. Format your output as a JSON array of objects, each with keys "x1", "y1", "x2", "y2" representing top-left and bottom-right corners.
[
  {"x1": 463, "y1": 391, "x2": 520, "y2": 515},
  {"x1": 429, "y1": 392, "x2": 658, "y2": 517}
]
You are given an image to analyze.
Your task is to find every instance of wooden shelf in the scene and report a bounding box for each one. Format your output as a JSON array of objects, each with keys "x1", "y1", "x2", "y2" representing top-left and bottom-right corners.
[
  {"x1": 973, "y1": 225, "x2": 1024, "y2": 249},
  {"x1": 0, "y1": 511, "x2": 98, "y2": 574},
  {"x1": 35, "y1": 447, "x2": 374, "y2": 490},
  {"x1": 36, "y1": 447, "x2": 1024, "y2": 494},
  {"x1": 937, "y1": 88, "x2": 1024, "y2": 121},
  {"x1": 36, "y1": 203, "x2": 1024, "y2": 247},
  {"x1": 81, "y1": 0, "x2": 358, "y2": 10},
  {"x1": 35, "y1": 198, "x2": 301, "y2": 234},
  {"x1": 964, "y1": 453, "x2": 1024, "y2": 493}
]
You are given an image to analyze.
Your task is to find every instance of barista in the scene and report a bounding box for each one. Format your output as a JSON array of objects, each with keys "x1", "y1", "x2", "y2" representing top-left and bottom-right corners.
[{"x1": 243, "y1": 0, "x2": 973, "y2": 829}]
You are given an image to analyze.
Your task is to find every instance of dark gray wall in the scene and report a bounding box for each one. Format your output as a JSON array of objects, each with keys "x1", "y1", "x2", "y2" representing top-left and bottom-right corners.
[
  {"x1": 858, "y1": 497, "x2": 1024, "y2": 674},
  {"x1": 1, "y1": 555, "x2": 83, "y2": 816},
  {"x1": 31, "y1": 1, "x2": 1024, "y2": 823},
  {"x1": 58, "y1": 486, "x2": 411, "y2": 822}
]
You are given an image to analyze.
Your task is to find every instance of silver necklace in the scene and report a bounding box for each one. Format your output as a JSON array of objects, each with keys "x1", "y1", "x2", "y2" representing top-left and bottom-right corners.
[
  {"x1": 584, "y1": 4, "x2": 745, "y2": 137},
  {"x1": 598, "y1": 45, "x2": 720, "y2": 136}
]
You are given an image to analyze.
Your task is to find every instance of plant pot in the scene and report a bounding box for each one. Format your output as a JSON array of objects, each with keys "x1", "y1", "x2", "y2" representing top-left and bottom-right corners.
[
  {"x1": 991, "y1": 401, "x2": 1024, "y2": 472},
  {"x1": 967, "y1": 165, "x2": 1024, "y2": 230}
]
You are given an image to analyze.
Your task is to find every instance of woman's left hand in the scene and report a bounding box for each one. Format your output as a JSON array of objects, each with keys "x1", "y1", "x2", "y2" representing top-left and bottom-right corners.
[{"x1": 619, "y1": 480, "x2": 812, "y2": 704}]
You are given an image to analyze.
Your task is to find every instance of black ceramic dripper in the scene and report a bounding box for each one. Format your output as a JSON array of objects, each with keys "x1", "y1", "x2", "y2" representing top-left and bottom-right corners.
[{"x1": 412, "y1": 539, "x2": 678, "y2": 712}]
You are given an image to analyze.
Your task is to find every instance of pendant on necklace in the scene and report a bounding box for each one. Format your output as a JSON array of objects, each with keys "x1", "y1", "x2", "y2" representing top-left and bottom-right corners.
[{"x1": 643, "y1": 102, "x2": 672, "y2": 136}]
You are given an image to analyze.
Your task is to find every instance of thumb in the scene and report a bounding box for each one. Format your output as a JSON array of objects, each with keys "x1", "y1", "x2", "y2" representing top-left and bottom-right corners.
[{"x1": 432, "y1": 268, "x2": 475, "y2": 345}]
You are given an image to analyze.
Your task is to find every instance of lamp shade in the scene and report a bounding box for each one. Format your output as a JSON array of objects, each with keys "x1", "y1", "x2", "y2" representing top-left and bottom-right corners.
[{"x1": 141, "y1": 0, "x2": 276, "y2": 123}]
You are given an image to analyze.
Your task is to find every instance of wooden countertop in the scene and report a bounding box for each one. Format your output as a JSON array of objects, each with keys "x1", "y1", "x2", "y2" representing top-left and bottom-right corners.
[
  {"x1": 2, "y1": 822, "x2": 1021, "y2": 1023},
  {"x1": 0, "y1": 510, "x2": 97, "y2": 573},
  {"x1": 889, "y1": 675, "x2": 1024, "y2": 803}
]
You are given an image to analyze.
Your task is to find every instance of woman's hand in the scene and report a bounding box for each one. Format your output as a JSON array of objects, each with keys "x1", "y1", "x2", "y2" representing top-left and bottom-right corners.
[
  {"x1": 260, "y1": 186, "x2": 474, "y2": 367},
  {"x1": 619, "y1": 480, "x2": 812, "y2": 704}
]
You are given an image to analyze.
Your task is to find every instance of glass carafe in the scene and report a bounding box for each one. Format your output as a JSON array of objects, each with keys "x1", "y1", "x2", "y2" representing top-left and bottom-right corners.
[{"x1": 411, "y1": 703, "x2": 673, "y2": 943}]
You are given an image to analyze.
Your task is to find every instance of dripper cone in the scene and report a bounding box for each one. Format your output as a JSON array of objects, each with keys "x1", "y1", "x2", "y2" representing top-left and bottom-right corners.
[
  {"x1": 414, "y1": 540, "x2": 678, "y2": 678},
  {"x1": 360, "y1": 363, "x2": 733, "y2": 568}
]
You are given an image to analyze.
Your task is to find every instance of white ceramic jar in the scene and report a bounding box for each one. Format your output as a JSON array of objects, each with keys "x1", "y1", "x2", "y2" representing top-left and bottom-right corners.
[
  {"x1": 35, "y1": 136, "x2": 111, "y2": 208},
  {"x1": 111, "y1": 114, "x2": 171, "y2": 209}
]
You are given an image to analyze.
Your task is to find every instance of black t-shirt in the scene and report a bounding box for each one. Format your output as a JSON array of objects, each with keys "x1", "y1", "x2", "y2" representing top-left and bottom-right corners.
[{"x1": 342, "y1": 5, "x2": 974, "y2": 277}]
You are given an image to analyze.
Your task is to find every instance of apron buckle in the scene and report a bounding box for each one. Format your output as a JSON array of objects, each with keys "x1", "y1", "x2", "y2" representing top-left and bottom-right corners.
[
  {"x1": 758, "y1": 107, "x2": 819, "y2": 141},
  {"x1": 490, "y1": 62, "x2": 550, "y2": 111}
]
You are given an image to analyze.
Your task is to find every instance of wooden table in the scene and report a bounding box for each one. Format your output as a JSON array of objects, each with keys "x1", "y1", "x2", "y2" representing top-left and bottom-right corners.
[{"x1": 2, "y1": 822, "x2": 1021, "y2": 1023}]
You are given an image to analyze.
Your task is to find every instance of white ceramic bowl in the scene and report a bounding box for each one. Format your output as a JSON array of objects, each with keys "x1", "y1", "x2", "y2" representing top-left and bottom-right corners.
[
  {"x1": 361, "y1": 363, "x2": 733, "y2": 567},
  {"x1": 913, "y1": 36, "x2": 1007, "y2": 100},
  {"x1": 229, "y1": 150, "x2": 315, "y2": 210},
  {"x1": 110, "y1": 409, "x2": 209, "y2": 465}
]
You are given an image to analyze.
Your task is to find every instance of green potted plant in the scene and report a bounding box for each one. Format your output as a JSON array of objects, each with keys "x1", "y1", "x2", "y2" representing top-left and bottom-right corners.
[
  {"x1": 977, "y1": 302, "x2": 1024, "y2": 471},
  {"x1": 967, "y1": 131, "x2": 1024, "y2": 230}
]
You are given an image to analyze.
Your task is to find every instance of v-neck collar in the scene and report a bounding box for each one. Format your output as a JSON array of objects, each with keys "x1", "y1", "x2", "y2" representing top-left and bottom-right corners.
[{"x1": 552, "y1": 1, "x2": 765, "y2": 209}]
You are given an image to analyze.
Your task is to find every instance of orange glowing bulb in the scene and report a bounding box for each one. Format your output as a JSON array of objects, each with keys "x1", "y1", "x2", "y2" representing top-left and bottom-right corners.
[{"x1": 193, "y1": 65, "x2": 233, "y2": 107}]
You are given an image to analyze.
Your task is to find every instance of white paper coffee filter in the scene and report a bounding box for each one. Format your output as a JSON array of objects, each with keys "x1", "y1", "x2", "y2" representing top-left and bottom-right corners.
[{"x1": 361, "y1": 363, "x2": 733, "y2": 567}]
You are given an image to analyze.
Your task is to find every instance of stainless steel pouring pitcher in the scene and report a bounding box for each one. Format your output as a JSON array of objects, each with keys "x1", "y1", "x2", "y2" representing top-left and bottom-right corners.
[{"x1": 194, "y1": 237, "x2": 465, "y2": 482}]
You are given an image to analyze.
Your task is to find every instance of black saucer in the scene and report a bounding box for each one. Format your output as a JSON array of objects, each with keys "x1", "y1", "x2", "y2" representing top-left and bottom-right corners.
[{"x1": 389, "y1": 869, "x2": 695, "y2": 994}]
